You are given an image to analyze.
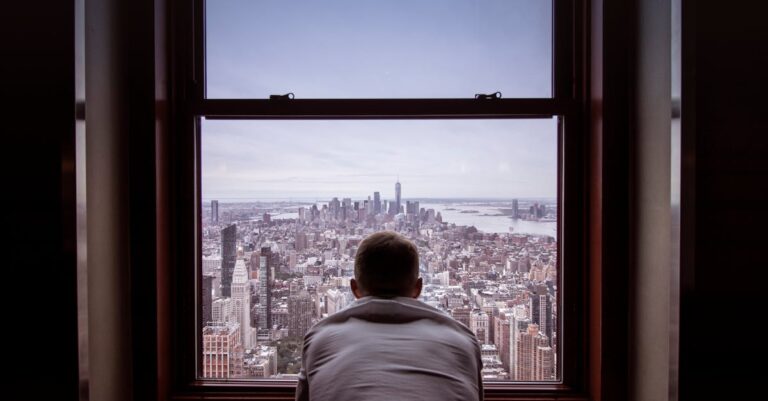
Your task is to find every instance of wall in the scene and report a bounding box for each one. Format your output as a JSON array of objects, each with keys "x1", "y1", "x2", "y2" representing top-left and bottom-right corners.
[
  {"x1": 3, "y1": 1, "x2": 80, "y2": 401},
  {"x1": 678, "y1": 1, "x2": 768, "y2": 400}
]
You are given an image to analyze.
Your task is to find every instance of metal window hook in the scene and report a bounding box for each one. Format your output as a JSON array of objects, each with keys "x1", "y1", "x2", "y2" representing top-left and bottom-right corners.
[
  {"x1": 269, "y1": 93, "x2": 295, "y2": 100},
  {"x1": 474, "y1": 91, "x2": 502, "y2": 100}
]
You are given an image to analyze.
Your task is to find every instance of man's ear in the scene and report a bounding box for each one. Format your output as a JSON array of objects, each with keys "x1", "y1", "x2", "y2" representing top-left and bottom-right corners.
[
  {"x1": 411, "y1": 277, "x2": 423, "y2": 299},
  {"x1": 351, "y1": 278, "x2": 365, "y2": 299}
]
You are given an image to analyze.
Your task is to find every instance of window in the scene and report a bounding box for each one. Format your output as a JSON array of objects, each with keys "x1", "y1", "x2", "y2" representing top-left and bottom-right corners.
[
  {"x1": 171, "y1": 0, "x2": 585, "y2": 398},
  {"x1": 201, "y1": 118, "x2": 559, "y2": 382}
]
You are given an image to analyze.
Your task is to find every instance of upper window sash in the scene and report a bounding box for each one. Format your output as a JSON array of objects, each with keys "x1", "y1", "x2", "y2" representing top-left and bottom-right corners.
[{"x1": 191, "y1": 0, "x2": 575, "y2": 105}]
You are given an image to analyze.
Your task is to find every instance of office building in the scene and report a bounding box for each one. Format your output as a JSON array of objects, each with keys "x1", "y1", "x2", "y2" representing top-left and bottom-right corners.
[
  {"x1": 515, "y1": 323, "x2": 549, "y2": 381},
  {"x1": 395, "y1": 180, "x2": 401, "y2": 215},
  {"x1": 511, "y1": 199, "x2": 519, "y2": 219},
  {"x1": 212, "y1": 298, "x2": 232, "y2": 324},
  {"x1": 534, "y1": 346, "x2": 554, "y2": 381},
  {"x1": 257, "y1": 247, "x2": 272, "y2": 331},
  {"x1": 220, "y1": 224, "x2": 237, "y2": 297},
  {"x1": 231, "y1": 259, "x2": 252, "y2": 349},
  {"x1": 202, "y1": 274, "x2": 214, "y2": 325},
  {"x1": 373, "y1": 191, "x2": 381, "y2": 214},
  {"x1": 202, "y1": 322, "x2": 243, "y2": 379},
  {"x1": 531, "y1": 286, "x2": 553, "y2": 344},
  {"x1": 288, "y1": 291, "x2": 313, "y2": 338},
  {"x1": 211, "y1": 200, "x2": 219, "y2": 224}
]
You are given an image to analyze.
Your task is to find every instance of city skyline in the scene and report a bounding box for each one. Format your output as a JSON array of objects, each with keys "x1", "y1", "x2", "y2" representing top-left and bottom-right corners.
[{"x1": 200, "y1": 187, "x2": 559, "y2": 380}]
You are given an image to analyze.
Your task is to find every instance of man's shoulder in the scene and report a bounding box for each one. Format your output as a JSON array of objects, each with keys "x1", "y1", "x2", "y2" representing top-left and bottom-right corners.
[{"x1": 305, "y1": 297, "x2": 477, "y2": 341}]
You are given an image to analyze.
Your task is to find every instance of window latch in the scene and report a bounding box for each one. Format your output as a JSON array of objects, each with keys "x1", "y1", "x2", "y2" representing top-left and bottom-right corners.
[
  {"x1": 474, "y1": 91, "x2": 502, "y2": 100},
  {"x1": 269, "y1": 93, "x2": 295, "y2": 100}
]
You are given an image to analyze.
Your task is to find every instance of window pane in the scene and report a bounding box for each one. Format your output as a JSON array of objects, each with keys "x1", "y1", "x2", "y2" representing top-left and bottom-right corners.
[
  {"x1": 206, "y1": 0, "x2": 553, "y2": 98},
  {"x1": 199, "y1": 118, "x2": 559, "y2": 381}
]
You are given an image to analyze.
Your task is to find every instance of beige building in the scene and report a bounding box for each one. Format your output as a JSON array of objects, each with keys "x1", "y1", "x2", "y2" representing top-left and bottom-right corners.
[{"x1": 515, "y1": 323, "x2": 549, "y2": 381}]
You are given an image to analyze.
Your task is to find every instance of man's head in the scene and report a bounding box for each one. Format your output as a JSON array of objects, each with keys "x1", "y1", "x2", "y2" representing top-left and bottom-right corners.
[{"x1": 351, "y1": 231, "x2": 422, "y2": 299}]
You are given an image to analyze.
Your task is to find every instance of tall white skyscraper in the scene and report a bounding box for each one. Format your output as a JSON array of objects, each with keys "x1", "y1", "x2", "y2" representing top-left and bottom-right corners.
[{"x1": 231, "y1": 259, "x2": 253, "y2": 349}]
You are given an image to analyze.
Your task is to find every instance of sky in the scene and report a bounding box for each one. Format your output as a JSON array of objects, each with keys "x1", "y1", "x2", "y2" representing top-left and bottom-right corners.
[
  {"x1": 202, "y1": 118, "x2": 558, "y2": 200},
  {"x1": 206, "y1": 0, "x2": 552, "y2": 98},
  {"x1": 203, "y1": 1, "x2": 555, "y2": 201}
]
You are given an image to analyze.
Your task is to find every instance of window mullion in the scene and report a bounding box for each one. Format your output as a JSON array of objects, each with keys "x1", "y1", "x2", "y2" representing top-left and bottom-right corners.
[{"x1": 194, "y1": 98, "x2": 571, "y2": 119}]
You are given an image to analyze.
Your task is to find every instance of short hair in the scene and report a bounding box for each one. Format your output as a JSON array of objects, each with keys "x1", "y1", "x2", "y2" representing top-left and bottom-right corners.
[{"x1": 354, "y1": 231, "x2": 419, "y2": 296}]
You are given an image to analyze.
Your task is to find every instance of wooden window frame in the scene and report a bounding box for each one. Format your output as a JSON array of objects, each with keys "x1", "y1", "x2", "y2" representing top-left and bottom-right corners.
[{"x1": 148, "y1": 0, "x2": 632, "y2": 400}]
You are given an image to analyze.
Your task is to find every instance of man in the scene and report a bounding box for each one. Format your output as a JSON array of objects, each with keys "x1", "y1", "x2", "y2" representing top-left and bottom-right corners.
[{"x1": 296, "y1": 231, "x2": 483, "y2": 401}]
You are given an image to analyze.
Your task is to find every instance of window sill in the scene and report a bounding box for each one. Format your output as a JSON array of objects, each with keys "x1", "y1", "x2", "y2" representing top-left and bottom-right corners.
[{"x1": 170, "y1": 380, "x2": 590, "y2": 401}]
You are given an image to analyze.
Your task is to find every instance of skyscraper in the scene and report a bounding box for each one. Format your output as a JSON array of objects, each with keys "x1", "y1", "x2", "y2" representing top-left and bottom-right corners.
[
  {"x1": 330, "y1": 197, "x2": 340, "y2": 220},
  {"x1": 508, "y1": 316, "x2": 530, "y2": 380},
  {"x1": 512, "y1": 199, "x2": 519, "y2": 219},
  {"x1": 515, "y1": 323, "x2": 549, "y2": 381},
  {"x1": 482, "y1": 304, "x2": 498, "y2": 344},
  {"x1": 211, "y1": 200, "x2": 219, "y2": 224},
  {"x1": 531, "y1": 286, "x2": 553, "y2": 344},
  {"x1": 202, "y1": 274, "x2": 214, "y2": 325},
  {"x1": 298, "y1": 206, "x2": 306, "y2": 222},
  {"x1": 257, "y1": 247, "x2": 272, "y2": 332},
  {"x1": 220, "y1": 224, "x2": 237, "y2": 297},
  {"x1": 231, "y1": 259, "x2": 252, "y2": 349},
  {"x1": 534, "y1": 346, "x2": 554, "y2": 380},
  {"x1": 406, "y1": 200, "x2": 420, "y2": 215},
  {"x1": 495, "y1": 314, "x2": 511, "y2": 372},
  {"x1": 373, "y1": 191, "x2": 381, "y2": 214},
  {"x1": 295, "y1": 231, "x2": 308, "y2": 252},
  {"x1": 342, "y1": 198, "x2": 352, "y2": 220},
  {"x1": 288, "y1": 291, "x2": 313, "y2": 338},
  {"x1": 395, "y1": 180, "x2": 401, "y2": 215},
  {"x1": 249, "y1": 251, "x2": 260, "y2": 280}
]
